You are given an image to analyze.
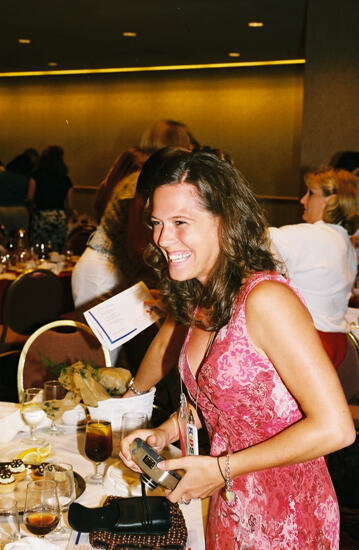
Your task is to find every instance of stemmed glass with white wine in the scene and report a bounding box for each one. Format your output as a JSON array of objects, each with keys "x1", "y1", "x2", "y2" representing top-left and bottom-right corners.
[
  {"x1": 42, "y1": 380, "x2": 67, "y2": 436},
  {"x1": 21, "y1": 387, "x2": 46, "y2": 445},
  {"x1": 44, "y1": 463, "x2": 76, "y2": 540}
]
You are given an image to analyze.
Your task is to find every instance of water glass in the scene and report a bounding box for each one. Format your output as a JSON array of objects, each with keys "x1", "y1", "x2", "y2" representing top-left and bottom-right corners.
[
  {"x1": 121, "y1": 412, "x2": 148, "y2": 439},
  {"x1": 42, "y1": 380, "x2": 67, "y2": 435},
  {"x1": 21, "y1": 387, "x2": 46, "y2": 445},
  {"x1": 0, "y1": 497, "x2": 20, "y2": 549}
]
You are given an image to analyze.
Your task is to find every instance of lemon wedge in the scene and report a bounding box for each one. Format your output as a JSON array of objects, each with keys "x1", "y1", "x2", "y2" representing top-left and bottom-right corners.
[
  {"x1": 38, "y1": 442, "x2": 52, "y2": 460},
  {"x1": 17, "y1": 443, "x2": 52, "y2": 465},
  {"x1": 17, "y1": 448, "x2": 38, "y2": 464}
]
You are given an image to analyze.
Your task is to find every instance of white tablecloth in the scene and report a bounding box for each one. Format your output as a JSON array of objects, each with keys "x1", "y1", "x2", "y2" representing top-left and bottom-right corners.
[{"x1": 0, "y1": 417, "x2": 207, "y2": 550}]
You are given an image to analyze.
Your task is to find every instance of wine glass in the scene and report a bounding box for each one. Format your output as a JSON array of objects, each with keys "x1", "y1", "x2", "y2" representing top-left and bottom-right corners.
[
  {"x1": 85, "y1": 420, "x2": 112, "y2": 485},
  {"x1": 0, "y1": 496, "x2": 20, "y2": 548},
  {"x1": 42, "y1": 380, "x2": 66, "y2": 436},
  {"x1": 23, "y1": 479, "x2": 61, "y2": 538},
  {"x1": 44, "y1": 463, "x2": 76, "y2": 540},
  {"x1": 21, "y1": 387, "x2": 46, "y2": 445}
]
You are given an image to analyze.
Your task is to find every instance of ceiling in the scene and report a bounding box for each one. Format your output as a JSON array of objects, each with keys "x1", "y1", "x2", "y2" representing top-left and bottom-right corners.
[{"x1": 0, "y1": 0, "x2": 308, "y2": 74}]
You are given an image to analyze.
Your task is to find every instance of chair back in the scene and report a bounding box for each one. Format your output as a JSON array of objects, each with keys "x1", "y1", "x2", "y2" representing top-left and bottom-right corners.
[
  {"x1": 66, "y1": 224, "x2": 95, "y2": 255},
  {"x1": 337, "y1": 332, "x2": 359, "y2": 401},
  {"x1": 0, "y1": 269, "x2": 63, "y2": 345},
  {"x1": 17, "y1": 319, "x2": 111, "y2": 400}
]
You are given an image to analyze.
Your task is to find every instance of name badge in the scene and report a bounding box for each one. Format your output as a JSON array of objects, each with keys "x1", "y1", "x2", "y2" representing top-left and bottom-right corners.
[{"x1": 186, "y1": 412, "x2": 199, "y2": 456}]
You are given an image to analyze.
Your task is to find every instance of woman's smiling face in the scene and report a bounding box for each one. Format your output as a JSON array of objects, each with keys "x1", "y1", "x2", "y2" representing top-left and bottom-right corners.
[{"x1": 151, "y1": 182, "x2": 221, "y2": 285}]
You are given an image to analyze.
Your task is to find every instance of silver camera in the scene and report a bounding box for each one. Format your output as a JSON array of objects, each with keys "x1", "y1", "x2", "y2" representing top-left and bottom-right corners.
[{"x1": 130, "y1": 437, "x2": 182, "y2": 490}]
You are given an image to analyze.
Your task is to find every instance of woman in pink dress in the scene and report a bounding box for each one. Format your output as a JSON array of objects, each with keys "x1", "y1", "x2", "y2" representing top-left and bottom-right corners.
[{"x1": 120, "y1": 149, "x2": 355, "y2": 549}]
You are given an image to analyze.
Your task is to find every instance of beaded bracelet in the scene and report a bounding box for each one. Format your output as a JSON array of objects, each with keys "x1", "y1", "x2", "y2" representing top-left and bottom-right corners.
[
  {"x1": 224, "y1": 454, "x2": 235, "y2": 504},
  {"x1": 128, "y1": 377, "x2": 150, "y2": 396},
  {"x1": 216, "y1": 456, "x2": 226, "y2": 483},
  {"x1": 217, "y1": 454, "x2": 235, "y2": 504}
]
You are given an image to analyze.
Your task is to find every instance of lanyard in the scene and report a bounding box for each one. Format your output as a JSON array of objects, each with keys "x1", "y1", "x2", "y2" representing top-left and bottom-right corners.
[
  {"x1": 178, "y1": 329, "x2": 217, "y2": 456},
  {"x1": 180, "y1": 329, "x2": 217, "y2": 415}
]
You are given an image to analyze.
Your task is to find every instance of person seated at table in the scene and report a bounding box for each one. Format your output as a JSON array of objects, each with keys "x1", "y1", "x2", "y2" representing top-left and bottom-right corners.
[
  {"x1": 0, "y1": 153, "x2": 36, "y2": 235},
  {"x1": 269, "y1": 168, "x2": 359, "y2": 373},
  {"x1": 330, "y1": 150, "x2": 359, "y2": 173},
  {"x1": 93, "y1": 148, "x2": 148, "y2": 224},
  {"x1": 120, "y1": 148, "x2": 355, "y2": 550},
  {"x1": 71, "y1": 147, "x2": 151, "y2": 312},
  {"x1": 6, "y1": 148, "x2": 39, "y2": 176},
  {"x1": 30, "y1": 145, "x2": 73, "y2": 252}
]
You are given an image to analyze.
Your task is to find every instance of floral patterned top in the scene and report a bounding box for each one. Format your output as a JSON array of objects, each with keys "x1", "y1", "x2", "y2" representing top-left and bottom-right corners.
[{"x1": 179, "y1": 272, "x2": 339, "y2": 549}]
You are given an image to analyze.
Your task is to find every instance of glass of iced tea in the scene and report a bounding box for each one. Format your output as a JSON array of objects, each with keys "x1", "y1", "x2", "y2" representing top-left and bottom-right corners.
[
  {"x1": 85, "y1": 420, "x2": 112, "y2": 484},
  {"x1": 24, "y1": 479, "x2": 60, "y2": 538}
]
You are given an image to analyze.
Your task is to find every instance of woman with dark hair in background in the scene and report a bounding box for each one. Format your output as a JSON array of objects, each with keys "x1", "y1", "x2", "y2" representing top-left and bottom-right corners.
[
  {"x1": 120, "y1": 149, "x2": 355, "y2": 549},
  {"x1": 6, "y1": 148, "x2": 39, "y2": 176},
  {"x1": 0, "y1": 153, "x2": 36, "y2": 234},
  {"x1": 30, "y1": 145, "x2": 73, "y2": 251},
  {"x1": 71, "y1": 147, "x2": 151, "y2": 311},
  {"x1": 94, "y1": 148, "x2": 148, "y2": 224},
  {"x1": 330, "y1": 150, "x2": 359, "y2": 173}
]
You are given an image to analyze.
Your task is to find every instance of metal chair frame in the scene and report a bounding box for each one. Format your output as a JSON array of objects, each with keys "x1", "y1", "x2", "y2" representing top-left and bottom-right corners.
[{"x1": 17, "y1": 319, "x2": 111, "y2": 400}]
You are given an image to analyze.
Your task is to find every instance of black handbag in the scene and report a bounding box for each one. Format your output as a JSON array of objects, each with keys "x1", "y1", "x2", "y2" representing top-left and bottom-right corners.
[{"x1": 68, "y1": 480, "x2": 188, "y2": 549}]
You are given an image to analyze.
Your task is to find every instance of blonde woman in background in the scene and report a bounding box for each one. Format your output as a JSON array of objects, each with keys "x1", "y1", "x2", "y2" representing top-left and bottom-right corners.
[{"x1": 269, "y1": 168, "x2": 359, "y2": 397}]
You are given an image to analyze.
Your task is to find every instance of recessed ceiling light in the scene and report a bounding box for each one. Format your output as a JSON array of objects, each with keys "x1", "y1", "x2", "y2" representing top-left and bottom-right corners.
[
  {"x1": 123, "y1": 32, "x2": 137, "y2": 37},
  {"x1": 248, "y1": 22, "x2": 263, "y2": 28},
  {"x1": 228, "y1": 52, "x2": 240, "y2": 58},
  {"x1": 48, "y1": 62, "x2": 58, "y2": 67},
  {"x1": 18, "y1": 38, "x2": 31, "y2": 44}
]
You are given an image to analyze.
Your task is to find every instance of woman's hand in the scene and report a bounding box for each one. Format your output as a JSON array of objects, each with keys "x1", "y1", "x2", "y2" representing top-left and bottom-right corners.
[
  {"x1": 145, "y1": 289, "x2": 168, "y2": 318},
  {"x1": 119, "y1": 427, "x2": 170, "y2": 472},
  {"x1": 157, "y1": 455, "x2": 224, "y2": 502}
]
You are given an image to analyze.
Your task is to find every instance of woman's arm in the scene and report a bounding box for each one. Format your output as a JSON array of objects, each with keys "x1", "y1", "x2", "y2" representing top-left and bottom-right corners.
[
  {"x1": 26, "y1": 178, "x2": 36, "y2": 201},
  {"x1": 240, "y1": 280, "x2": 355, "y2": 469},
  {"x1": 65, "y1": 187, "x2": 73, "y2": 211},
  {"x1": 122, "y1": 315, "x2": 186, "y2": 396},
  {"x1": 157, "y1": 281, "x2": 355, "y2": 503}
]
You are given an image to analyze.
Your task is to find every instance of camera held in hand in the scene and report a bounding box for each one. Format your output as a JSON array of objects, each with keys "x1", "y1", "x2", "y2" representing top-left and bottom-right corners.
[{"x1": 130, "y1": 438, "x2": 182, "y2": 490}]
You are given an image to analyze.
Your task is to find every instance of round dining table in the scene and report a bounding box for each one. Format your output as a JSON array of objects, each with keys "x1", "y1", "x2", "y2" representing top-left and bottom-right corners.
[{"x1": 0, "y1": 402, "x2": 207, "y2": 550}]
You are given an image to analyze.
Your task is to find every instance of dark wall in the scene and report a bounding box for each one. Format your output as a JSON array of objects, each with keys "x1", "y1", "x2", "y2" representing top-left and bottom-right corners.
[{"x1": 301, "y1": 0, "x2": 359, "y2": 170}]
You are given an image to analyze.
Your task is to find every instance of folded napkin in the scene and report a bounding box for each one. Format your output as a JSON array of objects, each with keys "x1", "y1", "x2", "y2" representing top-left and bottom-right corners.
[
  {"x1": 0, "y1": 403, "x2": 52, "y2": 445},
  {"x1": 103, "y1": 460, "x2": 142, "y2": 497},
  {"x1": 0, "y1": 403, "x2": 24, "y2": 444},
  {"x1": 103, "y1": 456, "x2": 178, "y2": 498},
  {"x1": 36, "y1": 260, "x2": 65, "y2": 275},
  {"x1": 4, "y1": 537, "x2": 60, "y2": 550}
]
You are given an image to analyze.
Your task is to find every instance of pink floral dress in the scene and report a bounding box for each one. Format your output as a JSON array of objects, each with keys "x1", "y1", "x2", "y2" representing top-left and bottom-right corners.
[{"x1": 179, "y1": 272, "x2": 339, "y2": 549}]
